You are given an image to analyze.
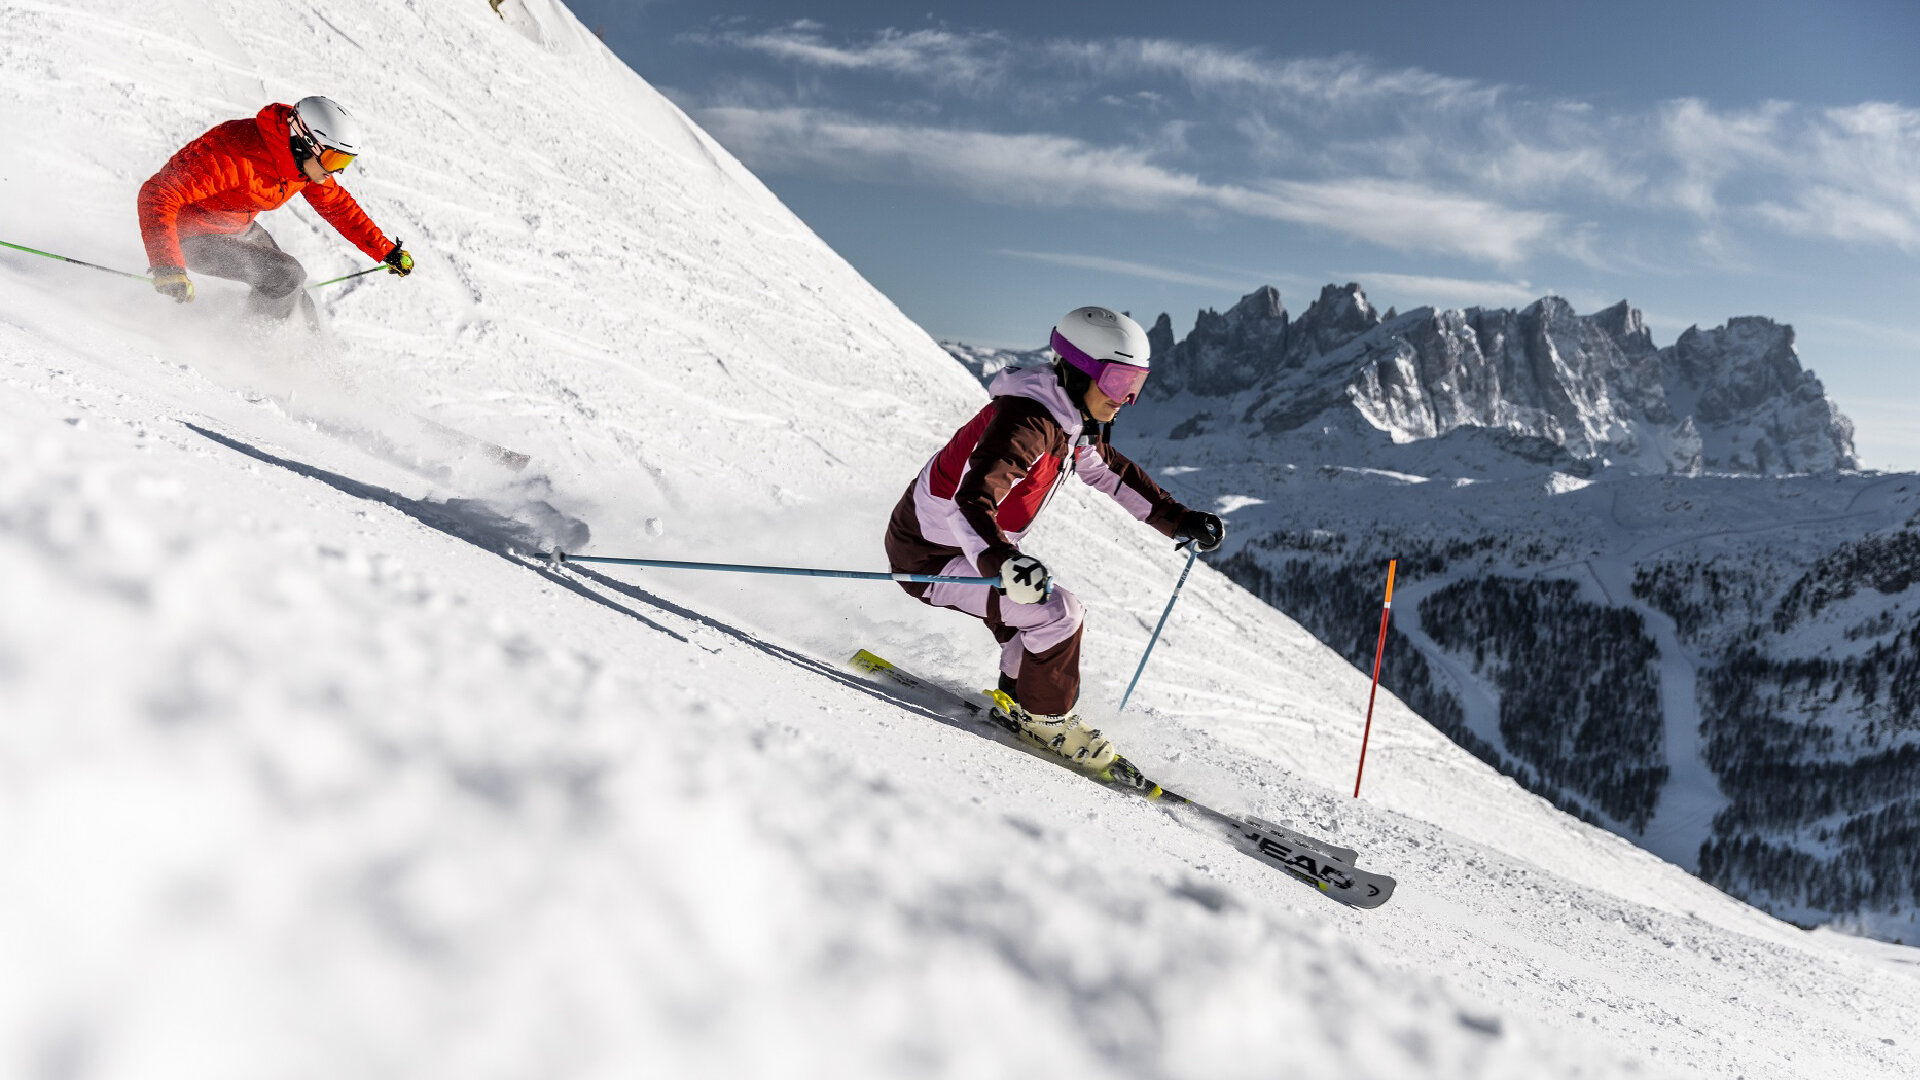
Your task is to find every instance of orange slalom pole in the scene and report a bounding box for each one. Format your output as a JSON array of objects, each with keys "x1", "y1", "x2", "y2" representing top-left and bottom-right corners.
[{"x1": 1353, "y1": 559, "x2": 1397, "y2": 798}]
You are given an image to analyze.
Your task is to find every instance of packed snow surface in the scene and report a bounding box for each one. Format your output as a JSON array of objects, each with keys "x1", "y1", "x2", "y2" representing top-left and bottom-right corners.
[{"x1": 3, "y1": 2, "x2": 1917, "y2": 1078}]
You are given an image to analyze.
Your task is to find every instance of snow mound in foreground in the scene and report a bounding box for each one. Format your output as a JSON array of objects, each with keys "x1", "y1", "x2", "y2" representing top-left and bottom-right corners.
[{"x1": 3, "y1": 2, "x2": 1917, "y2": 1078}]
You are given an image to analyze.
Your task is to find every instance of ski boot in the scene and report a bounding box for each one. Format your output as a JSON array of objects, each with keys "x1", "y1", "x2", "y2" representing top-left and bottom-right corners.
[{"x1": 987, "y1": 690, "x2": 1117, "y2": 772}]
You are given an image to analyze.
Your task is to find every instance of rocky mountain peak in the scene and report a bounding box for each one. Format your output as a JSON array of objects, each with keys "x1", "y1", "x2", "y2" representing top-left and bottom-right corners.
[
  {"x1": 1294, "y1": 283, "x2": 1381, "y2": 349},
  {"x1": 1135, "y1": 282, "x2": 1859, "y2": 477},
  {"x1": 1661, "y1": 317, "x2": 1856, "y2": 473},
  {"x1": 1229, "y1": 284, "x2": 1286, "y2": 322},
  {"x1": 1591, "y1": 300, "x2": 1655, "y2": 356},
  {"x1": 1667, "y1": 318, "x2": 1799, "y2": 405},
  {"x1": 1146, "y1": 312, "x2": 1177, "y2": 364},
  {"x1": 1144, "y1": 286, "x2": 1292, "y2": 397}
]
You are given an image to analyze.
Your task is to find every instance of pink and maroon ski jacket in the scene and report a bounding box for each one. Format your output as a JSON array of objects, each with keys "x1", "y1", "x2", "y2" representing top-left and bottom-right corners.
[{"x1": 886, "y1": 364, "x2": 1186, "y2": 581}]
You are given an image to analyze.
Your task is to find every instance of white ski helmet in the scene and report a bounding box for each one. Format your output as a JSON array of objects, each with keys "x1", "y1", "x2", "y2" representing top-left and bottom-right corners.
[
  {"x1": 1051, "y1": 306, "x2": 1152, "y2": 404},
  {"x1": 292, "y1": 95, "x2": 363, "y2": 156}
]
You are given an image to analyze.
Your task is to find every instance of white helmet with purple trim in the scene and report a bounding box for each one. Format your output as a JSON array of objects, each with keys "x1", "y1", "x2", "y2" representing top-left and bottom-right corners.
[{"x1": 1051, "y1": 306, "x2": 1152, "y2": 404}]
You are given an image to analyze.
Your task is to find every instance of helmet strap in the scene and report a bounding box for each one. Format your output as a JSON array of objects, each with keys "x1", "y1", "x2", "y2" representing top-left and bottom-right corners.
[
  {"x1": 1055, "y1": 357, "x2": 1097, "y2": 421},
  {"x1": 288, "y1": 105, "x2": 327, "y2": 165}
]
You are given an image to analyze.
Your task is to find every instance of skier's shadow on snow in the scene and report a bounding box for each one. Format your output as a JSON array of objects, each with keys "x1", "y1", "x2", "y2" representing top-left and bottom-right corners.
[
  {"x1": 188, "y1": 423, "x2": 960, "y2": 722},
  {"x1": 184, "y1": 423, "x2": 688, "y2": 644}
]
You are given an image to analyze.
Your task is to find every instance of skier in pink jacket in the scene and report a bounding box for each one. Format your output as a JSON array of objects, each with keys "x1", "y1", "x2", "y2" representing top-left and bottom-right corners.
[{"x1": 884, "y1": 307, "x2": 1225, "y2": 770}]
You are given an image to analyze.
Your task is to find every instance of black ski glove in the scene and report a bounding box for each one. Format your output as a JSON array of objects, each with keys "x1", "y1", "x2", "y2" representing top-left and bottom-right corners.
[
  {"x1": 384, "y1": 241, "x2": 414, "y2": 277},
  {"x1": 1174, "y1": 509, "x2": 1225, "y2": 552}
]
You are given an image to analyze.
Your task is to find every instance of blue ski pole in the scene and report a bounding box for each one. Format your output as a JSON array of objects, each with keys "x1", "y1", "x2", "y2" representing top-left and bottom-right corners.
[
  {"x1": 547, "y1": 550, "x2": 1000, "y2": 587},
  {"x1": 1118, "y1": 542, "x2": 1200, "y2": 713}
]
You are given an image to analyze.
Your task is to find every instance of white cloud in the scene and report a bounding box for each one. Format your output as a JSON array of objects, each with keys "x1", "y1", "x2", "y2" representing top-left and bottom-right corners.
[
  {"x1": 1748, "y1": 103, "x2": 1920, "y2": 251},
  {"x1": 692, "y1": 24, "x2": 1012, "y2": 95},
  {"x1": 997, "y1": 250, "x2": 1249, "y2": 290},
  {"x1": 1331, "y1": 271, "x2": 1541, "y2": 309},
  {"x1": 1655, "y1": 98, "x2": 1792, "y2": 217},
  {"x1": 1048, "y1": 39, "x2": 1502, "y2": 115},
  {"x1": 1798, "y1": 313, "x2": 1920, "y2": 352},
  {"x1": 688, "y1": 24, "x2": 1920, "y2": 261},
  {"x1": 699, "y1": 26, "x2": 1503, "y2": 114},
  {"x1": 1223, "y1": 178, "x2": 1558, "y2": 264},
  {"x1": 1469, "y1": 138, "x2": 1646, "y2": 203},
  {"x1": 694, "y1": 106, "x2": 1204, "y2": 206},
  {"x1": 1755, "y1": 188, "x2": 1920, "y2": 249},
  {"x1": 696, "y1": 106, "x2": 1560, "y2": 263}
]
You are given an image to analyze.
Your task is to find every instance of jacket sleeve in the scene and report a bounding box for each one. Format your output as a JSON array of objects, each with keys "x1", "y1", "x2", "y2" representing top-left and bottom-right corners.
[
  {"x1": 137, "y1": 138, "x2": 245, "y2": 270},
  {"x1": 302, "y1": 180, "x2": 393, "y2": 262},
  {"x1": 952, "y1": 404, "x2": 1059, "y2": 578},
  {"x1": 1076, "y1": 438, "x2": 1186, "y2": 538}
]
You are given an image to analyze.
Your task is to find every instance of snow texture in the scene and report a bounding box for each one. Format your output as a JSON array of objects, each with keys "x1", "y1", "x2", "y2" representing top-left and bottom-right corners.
[{"x1": 3, "y1": 3, "x2": 1918, "y2": 1079}]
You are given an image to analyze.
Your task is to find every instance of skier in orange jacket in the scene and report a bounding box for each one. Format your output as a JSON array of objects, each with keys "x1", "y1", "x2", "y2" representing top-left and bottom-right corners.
[{"x1": 137, "y1": 97, "x2": 412, "y2": 322}]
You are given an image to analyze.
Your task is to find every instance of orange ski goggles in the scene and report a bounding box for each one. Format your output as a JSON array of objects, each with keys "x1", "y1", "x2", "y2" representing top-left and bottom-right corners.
[{"x1": 315, "y1": 146, "x2": 356, "y2": 173}]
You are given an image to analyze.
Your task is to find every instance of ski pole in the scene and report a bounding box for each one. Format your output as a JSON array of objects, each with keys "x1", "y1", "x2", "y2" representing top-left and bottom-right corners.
[
  {"x1": 1352, "y1": 559, "x2": 1398, "y2": 798},
  {"x1": 1118, "y1": 541, "x2": 1200, "y2": 713},
  {"x1": 7, "y1": 237, "x2": 388, "y2": 291},
  {"x1": 547, "y1": 550, "x2": 1000, "y2": 587},
  {"x1": 308, "y1": 265, "x2": 389, "y2": 289},
  {"x1": 1, "y1": 238, "x2": 152, "y2": 282}
]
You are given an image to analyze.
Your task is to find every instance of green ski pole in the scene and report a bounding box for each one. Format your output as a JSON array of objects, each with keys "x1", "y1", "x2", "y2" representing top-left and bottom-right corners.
[
  {"x1": 7, "y1": 238, "x2": 395, "y2": 291},
  {"x1": 1, "y1": 239, "x2": 151, "y2": 282},
  {"x1": 308, "y1": 265, "x2": 389, "y2": 289}
]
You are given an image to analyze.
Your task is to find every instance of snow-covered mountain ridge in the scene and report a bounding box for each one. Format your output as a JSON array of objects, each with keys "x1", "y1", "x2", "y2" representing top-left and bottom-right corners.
[
  {"x1": 6, "y1": 4, "x2": 1920, "y2": 1078},
  {"x1": 1130, "y1": 284, "x2": 1856, "y2": 476}
]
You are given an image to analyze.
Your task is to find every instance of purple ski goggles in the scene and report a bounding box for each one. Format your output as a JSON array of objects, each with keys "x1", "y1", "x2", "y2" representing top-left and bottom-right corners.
[{"x1": 1051, "y1": 329, "x2": 1150, "y2": 405}]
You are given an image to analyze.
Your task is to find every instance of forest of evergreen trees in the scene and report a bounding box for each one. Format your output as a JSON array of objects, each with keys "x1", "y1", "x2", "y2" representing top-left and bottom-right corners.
[
  {"x1": 1421, "y1": 578, "x2": 1668, "y2": 832},
  {"x1": 1773, "y1": 527, "x2": 1920, "y2": 628},
  {"x1": 1222, "y1": 523, "x2": 1919, "y2": 925},
  {"x1": 1632, "y1": 560, "x2": 1770, "y2": 645},
  {"x1": 1693, "y1": 629, "x2": 1920, "y2": 916},
  {"x1": 1699, "y1": 805, "x2": 1920, "y2": 919},
  {"x1": 1633, "y1": 537, "x2": 1920, "y2": 918}
]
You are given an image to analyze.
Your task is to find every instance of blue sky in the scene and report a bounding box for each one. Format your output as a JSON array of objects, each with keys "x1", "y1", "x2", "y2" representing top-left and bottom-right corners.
[{"x1": 567, "y1": 0, "x2": 1920, "y2": 469}]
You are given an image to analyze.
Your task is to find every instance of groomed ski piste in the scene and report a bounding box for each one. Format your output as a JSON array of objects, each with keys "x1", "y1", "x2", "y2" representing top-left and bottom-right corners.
[{"x1": 2, "y1": 2, "x2": 1916, "y2": 1078}]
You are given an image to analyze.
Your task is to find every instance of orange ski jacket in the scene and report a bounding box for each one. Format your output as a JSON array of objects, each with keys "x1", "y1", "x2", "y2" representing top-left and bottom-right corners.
[{"x1": 137, "y1": 104, "x2": 392, "y2": 271}]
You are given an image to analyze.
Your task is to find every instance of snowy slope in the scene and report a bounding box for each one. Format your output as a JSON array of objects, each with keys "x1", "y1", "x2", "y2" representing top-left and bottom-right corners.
[{"x1": 3, "y1": 3, "x2": 1919, "y2": 1079}]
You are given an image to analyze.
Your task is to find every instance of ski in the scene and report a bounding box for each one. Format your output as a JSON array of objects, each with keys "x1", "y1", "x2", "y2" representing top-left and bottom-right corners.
[{"x1": 848, "y1": 649, "x2": 1393, "y2": 908}]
